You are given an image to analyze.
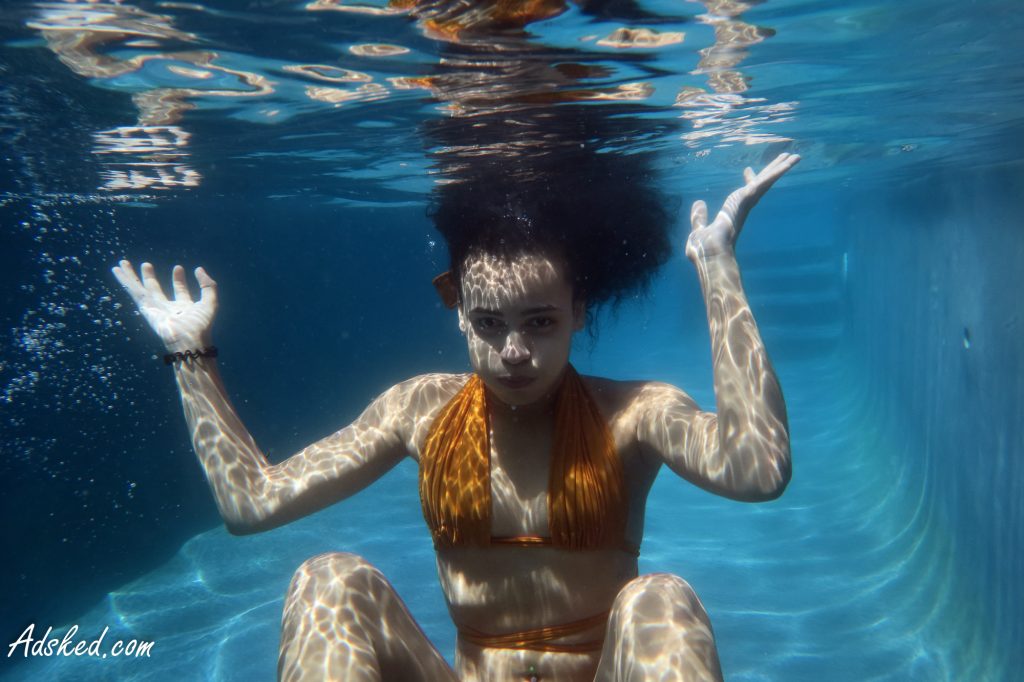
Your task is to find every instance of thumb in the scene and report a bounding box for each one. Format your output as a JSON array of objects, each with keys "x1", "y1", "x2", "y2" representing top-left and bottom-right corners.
[
  {"x1": 195, "y1": 267, "x2": 218, "y2": 309},
  {"x1": 690, "y1": 200, "x2": 708, "y2": 231}
]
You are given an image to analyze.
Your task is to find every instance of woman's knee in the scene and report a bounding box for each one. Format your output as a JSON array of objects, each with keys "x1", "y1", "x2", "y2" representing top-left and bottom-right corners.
[
  {"x1": 598, "y1": 574, "x2": 723, "y2": 681},
  {"x1": 296, "y1": 551, "x2": 376, "y2": 576},
  {"x1": 611, "y1": 573, "x2": 708, "y2": 623},
  {"x1": 287, "y1": 552, "x2": 387, "y2": 598},
  {"x1": 615, "y1": 573, "x2": 699, "y2": 602},
  {"x1": 279, "y1": 553, "x2": 388, "y2": 681}
]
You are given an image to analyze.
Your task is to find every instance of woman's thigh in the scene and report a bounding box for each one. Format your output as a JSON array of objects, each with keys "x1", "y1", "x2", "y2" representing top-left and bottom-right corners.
[
  {"x1": 280, "y1": 552, "x2": 457, "y2": 682},
  {"x1": 593, "y1": 573, "x2": 723, "y2": 682}
]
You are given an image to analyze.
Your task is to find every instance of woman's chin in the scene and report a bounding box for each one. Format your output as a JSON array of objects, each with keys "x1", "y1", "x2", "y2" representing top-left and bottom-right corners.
[{"x1": 484, "y1": 380, "x2": 558, "y2": 411}]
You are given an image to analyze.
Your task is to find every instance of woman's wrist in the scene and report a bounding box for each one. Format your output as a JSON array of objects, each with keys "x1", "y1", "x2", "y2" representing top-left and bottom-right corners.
[
  {"x1": 165, "y1": 333, "x2": 213, "y2": 354},
  {"x1": 164, "y1": 346, "x2": 218, "y2": 366},
  {"x1": 692, "y1": 250, "x2": 743, "y2": 294},
  {"x1": 688, "y1": 245, "x2": 737, "y2": 268}
]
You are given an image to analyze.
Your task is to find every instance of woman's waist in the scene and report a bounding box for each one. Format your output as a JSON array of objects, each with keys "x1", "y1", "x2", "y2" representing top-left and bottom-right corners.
[
  {"x1": 438, "y1": 546, "x2": 636, "y2": 639},
  {"x1": 456, "y1": 608, "x2": 610, "y2": 655},
  {"x1": 456, "y1": 641, "x2": 602, "y2": 682},
  {"x1": 451, "y1": 605, "x2": 610, "y2": 682}
]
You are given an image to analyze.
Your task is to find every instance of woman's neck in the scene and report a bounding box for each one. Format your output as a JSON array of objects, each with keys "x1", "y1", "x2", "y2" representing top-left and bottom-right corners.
[
  {"x1": 485, "y1": 367, "x2": 567, "y2": 425},
  {"x1": 487, "y1": 389, "x2": 557, "y2": 425}
]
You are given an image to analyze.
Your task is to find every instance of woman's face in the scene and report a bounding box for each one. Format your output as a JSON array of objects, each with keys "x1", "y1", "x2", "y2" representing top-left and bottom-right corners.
[{"x1": 458, "y1": 251, "x2": 584, "y2": 408}]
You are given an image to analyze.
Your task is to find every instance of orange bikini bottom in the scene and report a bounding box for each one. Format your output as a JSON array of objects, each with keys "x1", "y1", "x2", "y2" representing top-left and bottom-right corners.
[{"x1": 456, "y1": 610, "x2": 610, "y2": 653}]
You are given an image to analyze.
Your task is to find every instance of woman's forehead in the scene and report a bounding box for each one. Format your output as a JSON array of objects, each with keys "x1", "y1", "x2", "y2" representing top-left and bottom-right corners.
[{"x1": 460, "y1": 252, "x2": 571, "y2": 309}]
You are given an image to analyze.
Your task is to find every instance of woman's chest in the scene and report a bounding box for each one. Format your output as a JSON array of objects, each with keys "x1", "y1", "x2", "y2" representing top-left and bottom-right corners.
[
  {"x1": 487, "y1": 416, "x2": 652, "y2": 537},
  {"x1": 488, "y1": 429, "x2": 552, "y2": 536}
]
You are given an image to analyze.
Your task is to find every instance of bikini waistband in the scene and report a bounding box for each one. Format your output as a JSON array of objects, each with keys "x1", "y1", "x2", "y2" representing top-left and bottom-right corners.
[
  {"x1": 456, "y1": 610, "x2": 610, "y2": 654},
  {"x1": 488, "y1": 535, "x2": 640, "y2": 557}
]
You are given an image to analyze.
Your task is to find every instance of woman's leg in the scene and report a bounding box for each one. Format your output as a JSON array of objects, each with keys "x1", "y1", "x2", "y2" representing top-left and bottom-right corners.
[
  {"x1": 278, "y1": 552, "x2": 458, "y2": 682},
  {"x1": 594, "y1": 573, "x2": 724, "y2": 682}
]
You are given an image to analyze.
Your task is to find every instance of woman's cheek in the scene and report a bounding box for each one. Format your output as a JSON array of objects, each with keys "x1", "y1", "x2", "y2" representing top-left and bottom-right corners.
[{"x1": 466, "y1": 334, "x2": 497, "y2": 372}]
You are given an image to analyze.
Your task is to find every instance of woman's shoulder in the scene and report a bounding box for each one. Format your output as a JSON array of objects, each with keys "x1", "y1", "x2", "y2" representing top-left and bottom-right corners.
[
  {"x1": 401, "y1": 371, "x2": 472, "y2": 392},
  {"x1": 378, "y1": 372, "x2": 470, "y2": 457},
  {"x1": 375, "y1": 372, "x2": 470, "y2": 427},
  {"x1": 380, "y1": 372, "x2": 471, "y2": 407},
  {"x1": 579, "y1": 373, "x2": 658, "y2": 398},
  {"x1": 579, "y1": 374, "x2": 697, "y2": 422}
]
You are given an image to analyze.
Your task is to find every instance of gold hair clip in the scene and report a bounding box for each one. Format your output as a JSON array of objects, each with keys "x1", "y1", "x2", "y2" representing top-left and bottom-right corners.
[{"x1": 432, "y1": 271, "x2": 458, "y2": 309}]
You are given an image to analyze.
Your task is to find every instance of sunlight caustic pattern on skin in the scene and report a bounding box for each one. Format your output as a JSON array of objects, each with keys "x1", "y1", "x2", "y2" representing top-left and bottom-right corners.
[
  {"x1": 116, "y1": 230, "x2": 791, "y2": 679},
  {"x1": 456, "y1": 248, "x2": 788, "y2": 504},
  {"x1": 174, "y1": 358, "x2": 463, "y2": 533},
  {"x1": 98, "y1": 0, "x2": 797, "y2": 664},
  {"x1": 457, "y1": 253, "x2": 579, "y2": 408},
  {"x1": 595, "y1": 575, "x2": 723, "y2": 682},
  {"x1": 631, "y1": 258, "x2": 792, "y2": 501},
  {"x1": 279, "y1": 556, "x2": 725, "y2": 681},
  {"x1": 112, "y1": 146, "x2": 795, "y2": 680},
  {"x1": 279, "y1": 552, "x2": 458, "y2": 682}
]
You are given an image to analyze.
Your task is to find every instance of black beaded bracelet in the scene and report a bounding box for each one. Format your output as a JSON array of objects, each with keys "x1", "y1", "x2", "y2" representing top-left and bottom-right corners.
[{"x1": 163, "y1": 346, "x2": 218, "y2": 366}]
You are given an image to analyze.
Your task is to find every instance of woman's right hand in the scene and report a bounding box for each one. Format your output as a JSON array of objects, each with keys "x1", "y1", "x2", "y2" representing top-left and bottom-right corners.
[{"x1": 112, "y1": 260, "x2": 218, "y2": 352}]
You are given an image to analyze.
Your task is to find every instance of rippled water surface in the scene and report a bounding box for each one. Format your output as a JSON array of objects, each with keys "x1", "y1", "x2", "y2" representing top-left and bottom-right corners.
[{"x1": 5, "y1": 0, "x2": 1020, "y2": 200}]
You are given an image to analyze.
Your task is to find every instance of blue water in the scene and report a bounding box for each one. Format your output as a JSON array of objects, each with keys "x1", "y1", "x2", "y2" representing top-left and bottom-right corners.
[{"x1": 2, "y1": 0, "x2": 1022, "y2": 680}]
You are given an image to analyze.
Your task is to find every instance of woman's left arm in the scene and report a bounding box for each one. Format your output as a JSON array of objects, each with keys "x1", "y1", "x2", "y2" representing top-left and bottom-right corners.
[{"x1": 636, "y1": 153, "x2": 798, "y2": 502}]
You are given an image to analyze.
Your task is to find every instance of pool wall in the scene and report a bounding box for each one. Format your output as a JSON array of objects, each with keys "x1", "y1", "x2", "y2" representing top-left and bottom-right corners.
[{"x1": 841, "y1": 162, "x2": 1024, "y2": 680}]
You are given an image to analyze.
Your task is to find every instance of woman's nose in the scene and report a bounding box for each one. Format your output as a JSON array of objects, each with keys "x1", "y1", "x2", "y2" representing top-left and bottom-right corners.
[{"x1": 500, "y1": 332, "x2": 530, "y2": 365}]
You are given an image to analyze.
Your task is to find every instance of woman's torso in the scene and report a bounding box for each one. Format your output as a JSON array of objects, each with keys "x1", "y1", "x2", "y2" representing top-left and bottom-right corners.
[{"x1": 402, "y1": 371, "x2": 662, "y2": 680}]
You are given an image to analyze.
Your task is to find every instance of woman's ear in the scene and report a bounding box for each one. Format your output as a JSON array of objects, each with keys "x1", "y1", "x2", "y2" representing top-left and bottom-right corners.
[
  {"x1": 573, "y1": 300, "x2": 587, "y2": 331},
  {"x1": 457, "y1": 306, "x2": 468, "y2": 334},
  {"x1": 432, "y1": 271, "x2": 459, "y2": 309}
]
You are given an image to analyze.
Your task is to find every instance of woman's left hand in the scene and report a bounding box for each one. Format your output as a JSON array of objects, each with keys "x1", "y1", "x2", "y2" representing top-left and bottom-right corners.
[{"x1": 686, "y1": 152, "x2": 800, "y2": 262}]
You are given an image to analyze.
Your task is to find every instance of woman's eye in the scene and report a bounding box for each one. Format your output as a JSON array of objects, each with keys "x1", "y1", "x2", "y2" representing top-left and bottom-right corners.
[
  {"x1": 527, "y1": 317, "x2": 555, "y2": 329},
  {"x1": 474, "y1": 317, "x2": 503, "y2": 332}
]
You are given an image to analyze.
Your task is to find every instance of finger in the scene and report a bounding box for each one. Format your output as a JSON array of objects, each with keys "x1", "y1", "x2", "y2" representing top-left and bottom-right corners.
[
  {"x1": 690, "y1": 200, "x2": 708, "y2": 231},
  {"x1": 764, "y1": 152, "x2": 800, "y2": 178},
  {"x1": 112, "y1": 259, "x2": 148, "y2": 299},
  {"x1": 195, "y1": 266, "x2": 218, "y2": 309},
  {"x1": 743, "y1": 167, "x2": 756, "y2": 184},
  {"x1": 771, "y1": 153, "x2": 800, "y2": 179},
  {"x1": 171, "y1": 265, "x2": 193, "y2": 303},
  {"x1": 753, "y1": 153, "x2": 801, "y2": 193},
  {"x1": 140, "y1": 262, "x2": 169, "y2": 301}
]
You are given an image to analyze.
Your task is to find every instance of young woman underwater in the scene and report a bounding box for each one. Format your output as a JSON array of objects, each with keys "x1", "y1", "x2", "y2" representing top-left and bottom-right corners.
[{"x1": 112, "y1": 151, "x2": 797, "y2": 681}]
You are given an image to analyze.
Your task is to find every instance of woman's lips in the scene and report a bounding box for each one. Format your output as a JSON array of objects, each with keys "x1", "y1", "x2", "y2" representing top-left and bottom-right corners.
[{"x1": 497, "y1": 376, "x2": 536, "y2": 389}]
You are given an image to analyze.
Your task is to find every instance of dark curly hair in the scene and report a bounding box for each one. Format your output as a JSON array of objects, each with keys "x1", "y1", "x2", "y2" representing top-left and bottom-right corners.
[{"x1": 427, "y1": 105, "x2": 677, "y2": 312}]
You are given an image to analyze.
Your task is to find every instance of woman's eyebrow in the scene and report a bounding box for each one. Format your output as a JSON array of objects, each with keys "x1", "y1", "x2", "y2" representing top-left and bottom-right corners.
[{"x1": 468, "y1": 305, "x2": 560, "y2": 316}]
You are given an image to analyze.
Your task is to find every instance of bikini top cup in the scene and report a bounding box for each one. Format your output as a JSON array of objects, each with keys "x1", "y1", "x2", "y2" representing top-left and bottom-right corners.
[{"x1": 419, "y1": 365, "x2": 636, "y2": 555}]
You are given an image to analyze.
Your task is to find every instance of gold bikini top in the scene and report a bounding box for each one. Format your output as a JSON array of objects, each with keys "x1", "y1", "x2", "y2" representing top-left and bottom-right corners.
[{"x1": 418, "y1": 365, "x2": 637, "y2": 555}]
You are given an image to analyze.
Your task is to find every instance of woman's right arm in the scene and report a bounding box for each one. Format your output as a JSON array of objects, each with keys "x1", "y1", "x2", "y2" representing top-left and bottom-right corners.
[{"x1": 112, "y1": 260, "x2": 416, "y2": 534}]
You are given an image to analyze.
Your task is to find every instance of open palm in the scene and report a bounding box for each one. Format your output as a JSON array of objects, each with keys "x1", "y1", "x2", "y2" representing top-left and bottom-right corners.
[
  {"x1": 112, "y1": 260, "x2": 218, "y2": 352},
  {"x1": 686, "y1": 153, "x2": 800, "y2": 262}
]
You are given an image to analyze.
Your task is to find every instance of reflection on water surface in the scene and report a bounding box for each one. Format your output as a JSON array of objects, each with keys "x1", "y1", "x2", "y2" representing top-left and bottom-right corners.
[{"x1": 26, "y1": 0, "x2": 789, "y2": 194}]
